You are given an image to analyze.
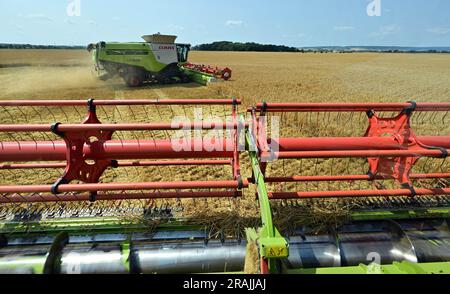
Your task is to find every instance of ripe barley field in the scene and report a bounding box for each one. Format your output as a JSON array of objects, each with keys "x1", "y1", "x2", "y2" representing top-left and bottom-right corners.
[
  {"x1": 0, "y1": 49, "x2": 449, "y2": 232},
  {"x1": 2, "y1": 50, "x2": 450, "y2": 104}
]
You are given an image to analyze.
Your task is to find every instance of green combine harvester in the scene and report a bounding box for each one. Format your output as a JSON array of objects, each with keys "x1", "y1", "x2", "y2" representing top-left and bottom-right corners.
[{"x1": 87, "y1": 34, "x2": 232, "y2": 87}]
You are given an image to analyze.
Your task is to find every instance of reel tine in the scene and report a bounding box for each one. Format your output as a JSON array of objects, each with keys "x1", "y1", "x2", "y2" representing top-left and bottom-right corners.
[
  {"x1": 44, "y1": 106, "x2": 57, "y2": 123},
  {"x1": 72, "y1": 105, "x2": 83, "y2": 122},
  {"x1": 15, "y1": 106, "x2": 29, "y2": 123},
  {"x1": 59, "y1": 106, "x2": 69, "y2": 122},
  {"x1": 127, "y1": 105, "x2": 137, "y2": 121}
]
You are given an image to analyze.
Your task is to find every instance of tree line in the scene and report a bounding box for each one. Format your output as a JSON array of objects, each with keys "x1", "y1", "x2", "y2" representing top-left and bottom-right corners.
[
  {"x1": 0, "y1": 44, "x2": 84, "y2": 49},
  {"x1": 193, "y1": 41, "x2": 300, "y2": 52}
]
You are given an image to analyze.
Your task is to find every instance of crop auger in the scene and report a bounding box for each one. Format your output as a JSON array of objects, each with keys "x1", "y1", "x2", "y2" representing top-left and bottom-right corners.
[{"x1": 0, "y1": 99, "x2": 449, "y2": 274}]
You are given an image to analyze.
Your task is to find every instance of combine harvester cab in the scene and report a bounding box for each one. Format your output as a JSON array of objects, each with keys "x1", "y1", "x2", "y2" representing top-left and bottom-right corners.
[
  {"x1": 0, "y1": 99, "x2": 449, "y2": 274},
  {"x1": 87, "y1": 34, "x2": 232, "y2": 87}
]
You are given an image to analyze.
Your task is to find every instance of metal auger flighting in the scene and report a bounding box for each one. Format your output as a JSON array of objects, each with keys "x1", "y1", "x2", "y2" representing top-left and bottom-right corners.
[{"x1": 0, "y1": 99, "x2": 449, "y2": 274}]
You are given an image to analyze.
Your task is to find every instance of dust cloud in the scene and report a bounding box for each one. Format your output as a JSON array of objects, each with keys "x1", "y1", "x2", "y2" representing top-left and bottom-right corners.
[{"x1": 0, "y1": 65, "x2": 103, "y2": 96}]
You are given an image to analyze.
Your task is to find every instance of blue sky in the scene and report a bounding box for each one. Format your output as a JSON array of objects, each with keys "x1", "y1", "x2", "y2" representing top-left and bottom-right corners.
[{"x1": 1, "y1": 0, "x2": 450, "y2": 47}]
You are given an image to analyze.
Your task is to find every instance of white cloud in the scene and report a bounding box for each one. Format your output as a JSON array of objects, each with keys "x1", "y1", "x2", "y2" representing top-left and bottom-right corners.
[
  {"x1": 167, "y1": 24, "x2": 185, "y2": 31},
  {"x1": 333, "y1": 26, "x2": 355, "y2": 32},
  {"x1": 63, "y1": 19, "x2": 98, "y2": 26},
  {"x1": 225, "y1": 20, "x2": 243, "y2": 27},
  {"x1": 19, "y1": 13, "x2": 52, "y2": 22},
  {"x1": 371, "y1": 24, "x2": 400, "y2": 37},
  {"x1": 65, "y1": 18, "x2": 77, "y2": 25},
  {"x1": 14, "y1": 24, "x2": 24, "y2": 32},
  {"x1": 427, "y1": 27, "x2": 450, "y2": 35},
  {"x1": 87, "y1": 20, "x2": 98, "y2": 26},
  {"x1": 282, "y1": 33, "x2": 307, "y2": 41}
]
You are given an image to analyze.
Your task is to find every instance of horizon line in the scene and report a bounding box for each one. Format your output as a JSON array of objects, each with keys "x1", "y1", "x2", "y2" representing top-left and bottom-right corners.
[{"x1": 1, "y1": 42, "x2": 450, "y2": 50}]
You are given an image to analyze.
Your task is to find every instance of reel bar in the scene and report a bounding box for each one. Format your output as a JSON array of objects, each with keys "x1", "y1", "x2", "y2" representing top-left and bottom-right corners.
[
  {"x1": 272, "y1": 137, "x2": 450, "y2": 151},
  {"x1": 264, "y1": 136, "x2": 450, "y2": 158},
  {"x1": 251, "y1": 102, "x2": 450, "y2": 112},
  {"x1": 0, "y1": 122, "x2": 245, "y2": 132},
  {"x1": 264, "y1": 173, "x2": 450, "y2": 183},
  {"x1": 269, "y1": 188, "x2": 450, "y2": 199},
  {"x1": 0, "y1": 99, "x2": 241, "y2": 107},
  {"x1": 0, "y1": 160, "x2": 232, "y2": 170},
  {"x1": 0, "y1": 140, "x2": 235, "y2": 161},
  {"x1": 0, "y1": 191, "x2": 243, "y2": 203},
  {"x1": 264, "y1": 149, "x2": 449, "y2": 159},
  {"x1": 0, "y1": 179, "x2": 249, "y2": 194}
]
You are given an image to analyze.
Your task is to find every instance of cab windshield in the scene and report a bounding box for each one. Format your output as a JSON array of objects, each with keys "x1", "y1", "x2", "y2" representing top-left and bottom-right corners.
[{"x1": 176, "y1": 44, "x2": 190, "y2": 63}]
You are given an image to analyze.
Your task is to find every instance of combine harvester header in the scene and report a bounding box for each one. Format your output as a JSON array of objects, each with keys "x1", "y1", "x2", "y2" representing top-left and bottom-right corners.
[{"x1": 0, "y1": 99, "x2": 449, "y2": 274}]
